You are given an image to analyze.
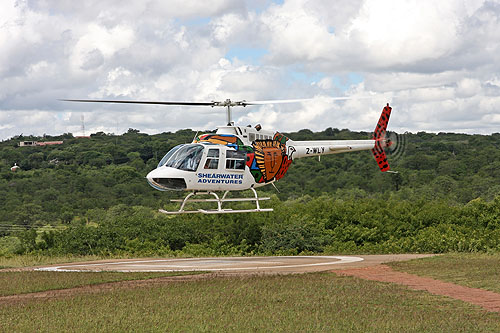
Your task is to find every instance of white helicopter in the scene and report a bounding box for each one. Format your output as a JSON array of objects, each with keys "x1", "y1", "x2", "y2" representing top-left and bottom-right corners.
[{"x1": 62, "y1": 98, "x2": 392, "y2": 214}]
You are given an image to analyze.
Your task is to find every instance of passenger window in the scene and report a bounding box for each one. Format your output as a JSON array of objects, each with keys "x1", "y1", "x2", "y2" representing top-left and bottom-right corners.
[
  {"x1": 204, "y1": 148, "x2": 219, "y2": 169},
  {"x1": 249, "y1": 133, "x2": 255, "y2": 142},
  {"x1": 226, "y1": 150, "x2": 246, "y2": 170}
]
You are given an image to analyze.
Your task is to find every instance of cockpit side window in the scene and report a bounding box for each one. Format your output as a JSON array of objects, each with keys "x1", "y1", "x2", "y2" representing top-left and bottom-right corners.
[
  {"x1": 226, "y1": 149, "x2": 246, "y2": 170},
  {"x1": 165, "y1": 144, "x2": 204, "y2": 171},
  {"x1": 158, "y1": 144, "x2": 182, "y2": 168},
  {"x1": 204, "y1": 148, "x2": 219, "y2": 169}
]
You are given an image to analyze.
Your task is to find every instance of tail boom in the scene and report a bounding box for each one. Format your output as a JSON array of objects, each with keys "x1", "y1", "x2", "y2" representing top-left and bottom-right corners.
[{"x1": 286, "y1": 103, "x2": 393, "y2": 173}]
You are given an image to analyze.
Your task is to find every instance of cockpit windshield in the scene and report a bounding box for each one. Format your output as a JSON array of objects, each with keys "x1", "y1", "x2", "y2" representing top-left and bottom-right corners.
[
  {"x1": 161, "y1": 144, "x2": 204, "y2": 172},
  {"x1": 158, "y1": 144, "x2": 182, "y2": 168}
]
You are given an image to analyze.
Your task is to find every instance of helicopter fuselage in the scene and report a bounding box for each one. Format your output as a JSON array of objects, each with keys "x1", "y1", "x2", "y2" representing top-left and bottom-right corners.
[
  {"x1": 61, "y1": 97, "x2": 392, "y2": 213},
  {"x1": 146, "y1": 124, "x2": 379, "y2": 192}
]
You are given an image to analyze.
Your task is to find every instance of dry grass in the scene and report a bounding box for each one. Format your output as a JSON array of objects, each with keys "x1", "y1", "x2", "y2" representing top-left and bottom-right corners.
[
  {"x1": 0, "y1": 271, "x2": 202, "y2": 296},
  {"x1": 0, "y1": 254, "x2": 124, "y2": 269},
  {"x1": 1, "y1": 273, "x2": 500, "y2": 332},
  {"x1": 389, "y1": 253, "x2": 500, "y2": 293}
]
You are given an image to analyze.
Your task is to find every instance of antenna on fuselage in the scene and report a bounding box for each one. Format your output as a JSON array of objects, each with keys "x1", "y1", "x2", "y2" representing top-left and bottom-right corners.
[{"x1": 192, "y1": 131, "x2": 199, "y2": 143}]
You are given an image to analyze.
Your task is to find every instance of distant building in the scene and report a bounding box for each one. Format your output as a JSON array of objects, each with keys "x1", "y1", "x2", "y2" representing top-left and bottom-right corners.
[
  {"x1": 19, "y1": 141, "x2": 37, "y2": 147},
  {"x1": 11, "y1": 163, "x2": 20, "y2": 172},
  {"x1": 19, "y1": 141, "x2": 63, "y2": 147},
  {"x1": 36, "y1": 141, "x2": 64, "y2": 146}
]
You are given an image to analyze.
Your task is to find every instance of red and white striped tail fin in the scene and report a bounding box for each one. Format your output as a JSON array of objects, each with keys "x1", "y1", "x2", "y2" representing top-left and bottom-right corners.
[{"x1": 371, "y1": 103, "x2": 392, "y2": 172}]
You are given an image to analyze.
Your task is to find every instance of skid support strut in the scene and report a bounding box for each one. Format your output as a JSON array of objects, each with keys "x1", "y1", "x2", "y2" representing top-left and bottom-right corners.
[{"x1": 158, "y1": 188, "x2": 273, "y2": 214}]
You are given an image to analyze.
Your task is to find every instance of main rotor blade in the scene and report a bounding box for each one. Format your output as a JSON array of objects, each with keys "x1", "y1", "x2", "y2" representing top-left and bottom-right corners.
[
  {"x1": 60, "y1": 96, "x2": 370, "y2": 108},
  {"x1": 243, "y1": 96, "x2": 358, "y2": 105},
  {"x1": 60, "y1": 99, "x2": 215, "y2": 106},
  {"x1": 243, "y1": 98, "x2": 311, "y2": 105}
]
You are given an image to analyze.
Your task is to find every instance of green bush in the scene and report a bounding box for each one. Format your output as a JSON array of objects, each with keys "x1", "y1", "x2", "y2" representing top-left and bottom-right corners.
[{"x1": 0, "y1": 236, "x2": 23, "y2": 256}]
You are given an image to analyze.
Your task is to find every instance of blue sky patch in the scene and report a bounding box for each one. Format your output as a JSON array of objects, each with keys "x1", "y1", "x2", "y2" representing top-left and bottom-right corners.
[
  {"x1": 225, "y1": 47, "x2": 268, "y2": 64},
  {"x1": 332, "y1": 73, "x2": 364, "y2": 90}
]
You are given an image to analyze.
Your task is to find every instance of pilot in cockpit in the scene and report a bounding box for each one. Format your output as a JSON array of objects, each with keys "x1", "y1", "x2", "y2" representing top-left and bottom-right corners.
[{"x1": 183, "y1": 152, "x2": 201, "y2": 171}]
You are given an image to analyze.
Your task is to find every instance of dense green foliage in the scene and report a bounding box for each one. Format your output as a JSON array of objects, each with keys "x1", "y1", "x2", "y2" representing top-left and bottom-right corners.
[{"x1": 1, "y1": 128, "x2": 499, "y2": 255}]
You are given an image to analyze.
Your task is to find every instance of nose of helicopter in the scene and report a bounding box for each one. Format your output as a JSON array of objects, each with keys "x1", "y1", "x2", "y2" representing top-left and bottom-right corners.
[
  {"x1": 146, "y1": 168, "x2": 158, "y2": 186},
  {"x1": 146, "y1": 167, "x2": 187, "y2": 191},
  {"x1": 146, "y1": 167, "x2": 160, "y2": 180}
]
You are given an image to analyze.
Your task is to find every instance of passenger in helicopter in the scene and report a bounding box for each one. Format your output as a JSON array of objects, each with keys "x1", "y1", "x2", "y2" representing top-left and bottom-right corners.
[
  {"x1": 204, "y1": 149, "x2": 220, "y2": 169},
  {"x1": 204, "y1": 159, "x2": 216, "y2": 169},
  {"x1": 184, "y1": 153, "x2": 201, "y2": 171}
]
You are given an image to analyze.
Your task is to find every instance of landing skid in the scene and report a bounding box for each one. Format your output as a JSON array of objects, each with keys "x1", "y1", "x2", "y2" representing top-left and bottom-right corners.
[{"x1": 159, "y1": 188, "x2": 273, "y2": 214}]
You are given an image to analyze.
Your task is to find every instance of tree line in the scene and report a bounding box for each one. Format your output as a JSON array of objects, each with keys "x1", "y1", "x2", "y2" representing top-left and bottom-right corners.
[{"x1": 0, "y1": 128, "x2": 499, "y2": 255}]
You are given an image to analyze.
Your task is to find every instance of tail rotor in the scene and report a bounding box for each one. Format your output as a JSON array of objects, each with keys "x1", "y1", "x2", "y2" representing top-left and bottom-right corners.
[{"x1": 385, "y1": 131, "x2": 407, "y2": 164}]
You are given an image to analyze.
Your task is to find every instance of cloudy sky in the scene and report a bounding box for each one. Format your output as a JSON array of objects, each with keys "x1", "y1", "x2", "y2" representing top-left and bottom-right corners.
[{"x1": 1, "y1": 0, "x2": 500, "y2": 140}]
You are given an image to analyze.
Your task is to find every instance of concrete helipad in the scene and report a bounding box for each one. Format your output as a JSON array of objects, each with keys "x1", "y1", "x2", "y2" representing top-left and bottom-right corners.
[{"x1": 34, "y1": 254, "x2": 433, "y2": 274}]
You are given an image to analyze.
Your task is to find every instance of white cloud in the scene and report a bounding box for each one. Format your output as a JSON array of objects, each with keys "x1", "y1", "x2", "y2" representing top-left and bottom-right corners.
[
  {"x1": 346, "y1": 1, "x2": 461, "y2": 66},
  {"x1": 1, "y1": 0, "x2": 500, "y2": 140},
  {"x1": 457, "y1": 78, "x2": 482, "y2": 97},
  {"x1": 70, "y1": 24, "x2": 135, "y2": 73}
]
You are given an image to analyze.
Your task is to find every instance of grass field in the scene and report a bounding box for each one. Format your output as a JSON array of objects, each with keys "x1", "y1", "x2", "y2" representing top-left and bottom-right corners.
[
  {"x1": 1, "y1": 253, "x2": 500, "y2": 331},
  {"x1": 0, "y1": 254, "x2": 132, "y2": 269},
  {"x1": 0, "y1": 271, "x2": 202, "y2": 296},
  {"x1": 1, "y1": 272, "x2": 500, "y2": 332},
  {"x1": 389, "y1": 253, "x2": 500, "y2": 293}
]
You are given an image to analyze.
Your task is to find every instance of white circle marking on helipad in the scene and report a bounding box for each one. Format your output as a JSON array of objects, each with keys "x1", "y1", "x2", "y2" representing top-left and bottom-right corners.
[{"x1": 34, "y1": 256, "x2": 364, "y2": 272}]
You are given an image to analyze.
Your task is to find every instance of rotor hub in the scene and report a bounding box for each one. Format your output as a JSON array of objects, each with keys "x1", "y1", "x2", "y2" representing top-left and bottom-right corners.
[{"x1": 212, "y1": 99, "x2": 248, "y2": 107}]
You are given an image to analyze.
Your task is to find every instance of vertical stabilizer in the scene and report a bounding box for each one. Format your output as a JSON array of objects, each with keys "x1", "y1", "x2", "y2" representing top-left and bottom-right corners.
[{"x1": 371, "y1": 104, "x2": 392, "y2": 172}]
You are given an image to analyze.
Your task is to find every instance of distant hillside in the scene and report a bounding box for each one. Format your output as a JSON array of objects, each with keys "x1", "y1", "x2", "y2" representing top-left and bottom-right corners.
[
  {"x1": 1, "y1": 129, "x2": 499, "y2": 228},
  {"x1": 1, "y1": 129, "x2": 499, "y2": 255}
]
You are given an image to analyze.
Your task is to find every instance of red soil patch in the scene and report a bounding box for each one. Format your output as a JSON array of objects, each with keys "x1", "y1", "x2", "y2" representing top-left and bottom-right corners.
[{"x1": 334, "y1": 265, "x2": 500, "y2": 313}]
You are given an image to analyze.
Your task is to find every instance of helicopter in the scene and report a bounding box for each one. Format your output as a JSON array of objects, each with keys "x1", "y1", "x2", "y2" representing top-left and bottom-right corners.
[{"x1": 62, "y1": 98, "x2": 393, "y2": 214}]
